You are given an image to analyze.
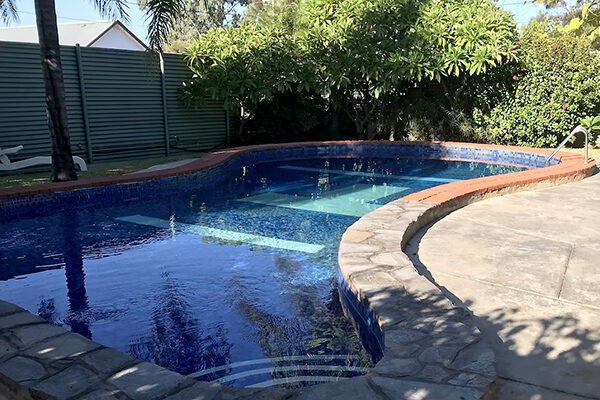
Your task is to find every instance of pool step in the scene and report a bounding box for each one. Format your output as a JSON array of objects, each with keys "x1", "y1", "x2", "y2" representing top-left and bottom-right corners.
[
  {"x1": 278, "y1": 165, "x2": 458, "y2": 183},
  {"x1": 236, "y1": 184, "x2": 408, "y2": 217},
  {"x1": 116, "y1": 215, "x2": 325, "y2": 253},
  {"x1": 187, "y1": 354, "x2": 370, "y2": 388}
]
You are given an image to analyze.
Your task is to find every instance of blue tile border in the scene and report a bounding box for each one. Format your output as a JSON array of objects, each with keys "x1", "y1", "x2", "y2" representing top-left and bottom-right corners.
[{"x1": 0, "y1": 143, "x2": 557, "y2": 222}]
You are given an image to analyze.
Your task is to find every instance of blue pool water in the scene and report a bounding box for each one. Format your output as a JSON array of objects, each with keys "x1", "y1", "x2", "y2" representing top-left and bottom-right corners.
[{"x1": 0, "y1": 156, "x2": 524, "y2": 388}]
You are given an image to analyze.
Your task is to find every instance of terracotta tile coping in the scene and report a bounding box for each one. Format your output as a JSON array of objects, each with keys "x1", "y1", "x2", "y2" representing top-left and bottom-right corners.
[
  {"x1": 401, "y1": 147, "x2": 596, "y2": 204},
  {"x1": 0, "y1": 140, "x2": 594, "y2": 202}
]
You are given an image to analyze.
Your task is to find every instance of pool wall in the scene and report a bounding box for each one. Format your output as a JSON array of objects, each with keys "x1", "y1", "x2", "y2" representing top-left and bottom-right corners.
[
  {"x1": 0, "y1": 141, "x2": 595, "y2": 400},
  {"x1": 0, "y1": 141, "x2": 572, "y2": 221}
]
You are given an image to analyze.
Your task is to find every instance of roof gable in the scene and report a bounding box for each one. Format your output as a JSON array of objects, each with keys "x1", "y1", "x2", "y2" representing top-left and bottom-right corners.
[{"x1": 0, "y1": 20, "x2": 147, "y2": 50}]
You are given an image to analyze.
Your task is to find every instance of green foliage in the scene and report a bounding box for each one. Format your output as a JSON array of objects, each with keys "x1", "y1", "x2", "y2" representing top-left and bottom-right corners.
[
  {"x1": 139, "y1": 0, "x2": 249, "y2": 52},
  {"x1": 537, "y1": 0, "x2": 600, "y2": 41},
  {"x1": 245, "y1": 0, "x2": 298, "y2": 30},
  {"x1": 183, "y1": 23, "x2": 300, "y2": 111},
  {"x1": 475, "y1": 20, "x2": 600, "y2": 148},
  {"x1": 581, "y1": 115, "x2": 600, "y2": 147},
  {"x1": 231, "y1": 93, "x2": 342, "y2": 145},
  {"x1": 581, "y1": 115, "x2": 600, "y2": 131},
  {"x1": 183, "y1": 0, "x2": 518, "y2": 140},
  {"x1": 400, "y1": 61, "x2": 519, "y2": 142}
]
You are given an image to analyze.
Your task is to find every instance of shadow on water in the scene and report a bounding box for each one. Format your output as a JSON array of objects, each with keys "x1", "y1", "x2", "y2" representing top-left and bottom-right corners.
[
  {"x1": 405, "y1": 224, "x2": 600, "y2": 400},
  {"x1": 228, "y1": 254, "x2": 374, "y2": 388}
]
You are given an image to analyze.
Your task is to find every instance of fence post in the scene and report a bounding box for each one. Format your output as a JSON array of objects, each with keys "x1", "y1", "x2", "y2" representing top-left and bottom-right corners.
[
  {"x1": 75, "y1": 44, "x2": 93, "y2": 163},
  {"x1": 159, "y1": 53, "x2": 170, "y2": 156}
]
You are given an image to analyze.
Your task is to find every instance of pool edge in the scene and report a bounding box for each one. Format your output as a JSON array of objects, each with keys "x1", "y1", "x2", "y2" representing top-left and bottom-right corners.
[
  {"x1": 337, "y1": 144, "x2": 595, "y2": 399},
  {"x1": 0, "y1": 140, "x2": 589, "y2": 201}
]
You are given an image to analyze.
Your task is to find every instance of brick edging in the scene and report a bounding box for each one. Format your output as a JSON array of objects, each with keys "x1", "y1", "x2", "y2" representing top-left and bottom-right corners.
[{"x1": 1, "y1": 140, "x2": 593, "y2": 201}]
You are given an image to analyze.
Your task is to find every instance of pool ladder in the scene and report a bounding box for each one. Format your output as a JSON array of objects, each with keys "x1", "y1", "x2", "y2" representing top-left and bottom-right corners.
[{"x1": 545, "y1": 126, "x2": 589, "y2": 167}]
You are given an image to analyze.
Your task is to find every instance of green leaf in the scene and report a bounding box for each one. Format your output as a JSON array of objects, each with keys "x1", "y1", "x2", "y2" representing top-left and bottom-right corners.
[
  {"x1": 582, "y1": 2, "x2": 592, "y2": 20},
  {"x1": 374, "y1": 87, "x2": 382, "y2": 99},
  {"x1": 564, "y1": 17, "x2": 583, "y2": 32}
]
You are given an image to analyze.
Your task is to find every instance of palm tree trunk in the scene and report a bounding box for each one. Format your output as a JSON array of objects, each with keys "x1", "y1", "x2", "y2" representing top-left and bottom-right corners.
[{"x1": 35, "y1": 0, "x2": 77, "y2": 181}]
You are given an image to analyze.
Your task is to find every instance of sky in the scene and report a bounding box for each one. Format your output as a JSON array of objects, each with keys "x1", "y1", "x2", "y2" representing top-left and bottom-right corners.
[
  {"x1": 2, "y1": 0, "x2": 566, "y2": 45},
  {"x1": 3, "y1": 0, "x2": 149, "y2": 42}
]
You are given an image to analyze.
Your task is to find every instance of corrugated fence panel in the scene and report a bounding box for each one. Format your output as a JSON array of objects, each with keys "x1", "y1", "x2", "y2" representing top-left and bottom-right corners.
[
  {"x1": 60, "y1": 45, "x2": 87, "y2": 159},
  {"x1": 80, "y1": 47, "x2": 166, "y2": 162},
  {"x1": 0, "y1": 41, "x2": 227, "y2": 164},
  {"x1": 0, "y1": 42, "x2": 48, "y2": 160},
  {"x1": 0, "y1": 41, "x2": 86, "y2": 160},
  {"x1": 163, "y1": 53, "x2": 227, "y2": 154}
]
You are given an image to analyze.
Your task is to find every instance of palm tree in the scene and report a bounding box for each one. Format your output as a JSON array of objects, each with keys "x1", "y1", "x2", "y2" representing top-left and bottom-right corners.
[{"x1": 0, "y1": 0, "x2": 183, "y2": 182}]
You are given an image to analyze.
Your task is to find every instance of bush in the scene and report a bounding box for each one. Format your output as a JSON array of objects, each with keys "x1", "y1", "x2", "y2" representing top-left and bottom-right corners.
[
  {"x1": 400, "y1": 62, "x2": 518, "y2": 142},
  {"x1": 231, "y1": 92, "x2": 357, "y2": 145},
  {"x1": 475, "y1": 20, "x2": 600, "y2": 147},
  {"x1": 183, "y1": 0, "x2": 518, "y2": 142}
]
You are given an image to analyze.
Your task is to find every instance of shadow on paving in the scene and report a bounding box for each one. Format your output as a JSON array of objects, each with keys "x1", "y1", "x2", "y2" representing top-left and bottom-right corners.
[{"x1": 406, "y1": 224, "x2": 600, "y2": 400}]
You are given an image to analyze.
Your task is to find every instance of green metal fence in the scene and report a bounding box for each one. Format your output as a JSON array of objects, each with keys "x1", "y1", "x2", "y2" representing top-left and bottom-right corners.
[{"x1": 0, "y1": 41, "x2": 228, "y2": 163}]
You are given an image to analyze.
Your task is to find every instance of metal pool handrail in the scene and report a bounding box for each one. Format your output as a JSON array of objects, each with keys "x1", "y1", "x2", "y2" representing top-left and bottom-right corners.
[{"x1": 545, "y1": 126, "x2": 589, "y2": 167}]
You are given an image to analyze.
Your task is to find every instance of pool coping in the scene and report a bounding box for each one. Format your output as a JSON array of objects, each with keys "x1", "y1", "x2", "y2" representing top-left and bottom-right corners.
[
  {"x1": 0, "y1": 140, "x2": 587, "y2": 201},
  {"x1": 0, "y1": 141, "x2": 596, "y2": 400}
]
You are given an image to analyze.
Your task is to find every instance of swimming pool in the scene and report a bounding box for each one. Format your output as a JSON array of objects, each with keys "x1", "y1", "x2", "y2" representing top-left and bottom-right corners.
[{"x1": 0, "y1": 152, "x2": 526, "y2": 389}]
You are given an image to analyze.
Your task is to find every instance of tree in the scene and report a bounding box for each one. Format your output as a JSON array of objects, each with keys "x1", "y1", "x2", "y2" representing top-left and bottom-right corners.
[
  {"x1": 184, "y1": 0, "x2": 518, "y2": 140},
  {"x1": 0, "y1": 0, "x2": 184, "y2": 181},
  {"x1": 536, "y1": 0, "x2": 600, "y2": 40},
  {"x1": 34, "y1": 0, "x2": 77, "y2": 181},
  {"x1": 183, "y1": 22, "x2": 302, "y2": 136},
  {"x1": 139, "y1": 0, "x2": 249, "y2": 53}
]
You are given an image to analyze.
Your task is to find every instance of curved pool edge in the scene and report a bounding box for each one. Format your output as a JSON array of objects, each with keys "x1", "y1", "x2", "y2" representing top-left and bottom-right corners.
[
  {"x1": 0, "y1": 141, "x2": 596, "y2": 400},
  {"x1": 0, "y1": 140, "x2": 589, "y2": 202},
  {"x1": 337, "y1": 145, "x2": 596, "y2": 399}
]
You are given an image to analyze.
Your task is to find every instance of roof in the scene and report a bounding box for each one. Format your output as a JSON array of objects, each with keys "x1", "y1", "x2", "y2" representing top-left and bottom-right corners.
[{"x1": 0, "y1": 20, "x2": 147, "y2": 49}]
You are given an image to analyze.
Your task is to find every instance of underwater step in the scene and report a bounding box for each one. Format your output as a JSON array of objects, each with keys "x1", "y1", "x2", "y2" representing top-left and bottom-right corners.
[
  {"x1": 237, "y1": 184, "x2": 408, "y2": 217},
  {"x1": 116, "y1": 215, "x2": 325, "y2": 253},
  {"x1": 187, "y1": 354, "x2": 370, "y2": 388},
  {"x1": 277, "y1": 165, "x2": 459, "y2": 183}
]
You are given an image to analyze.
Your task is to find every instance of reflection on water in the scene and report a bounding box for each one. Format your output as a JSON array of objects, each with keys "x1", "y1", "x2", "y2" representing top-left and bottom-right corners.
[
  {"x1": 0, "y1": 157, "x2": 524, "y2": 388},
  {"x1": 129, "y1": 272, "x2": 232, "y2": 376},
  {"x1": 62, "y1": 212, "x2": 91, "y2": 339}
]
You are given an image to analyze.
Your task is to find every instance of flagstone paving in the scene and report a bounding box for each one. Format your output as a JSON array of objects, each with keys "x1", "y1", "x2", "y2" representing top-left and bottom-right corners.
[{"x1": 407, "y1": 173, "x2": 600, "y2": 400}]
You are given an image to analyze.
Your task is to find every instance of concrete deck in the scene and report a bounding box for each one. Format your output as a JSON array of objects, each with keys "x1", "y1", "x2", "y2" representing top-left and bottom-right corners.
[{"x1": 407, "y1": 173, "x2": 600, "y2": 399}]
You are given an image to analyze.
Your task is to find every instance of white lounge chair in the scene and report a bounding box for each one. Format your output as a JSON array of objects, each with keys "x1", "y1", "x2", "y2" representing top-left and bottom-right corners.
[{"x1": 0, "y1": 145, "x2": 88, "y2": 172}]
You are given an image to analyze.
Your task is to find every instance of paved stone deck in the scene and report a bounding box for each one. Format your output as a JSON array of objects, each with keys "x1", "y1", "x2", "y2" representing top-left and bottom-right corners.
[
  {"x1": 337, "y1": 201, "x2": 497, "y2": 399},
  {"x1": 407, "y1": 173, "x2": 600, "y2": 400}
]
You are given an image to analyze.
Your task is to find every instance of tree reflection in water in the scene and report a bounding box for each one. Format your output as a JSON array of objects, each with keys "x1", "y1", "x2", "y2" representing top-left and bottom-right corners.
[
  {"x1": 129, "y1": 272, "x2": 232, "y2": 376},
  {"x1": 231, "y1": 254, "x2": 372, "y2": 388}
]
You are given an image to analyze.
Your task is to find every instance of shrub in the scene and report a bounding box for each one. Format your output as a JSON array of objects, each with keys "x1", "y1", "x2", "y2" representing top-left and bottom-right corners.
[
  {"x1": 231, "y1": 92, "x2": 355, "y2": 145},
  {"x1": 182, "y1": 23, "x2": 301, "y2": 137},
  {"x1": 581, "y1": 115, "x2": 600, "y2": 147},
  {"x1": 400, "y1": 62, "x2": 518, "y2": 142},
  {"x1": 475, "y1": 20, "x2": 600, "y2": 147}
]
